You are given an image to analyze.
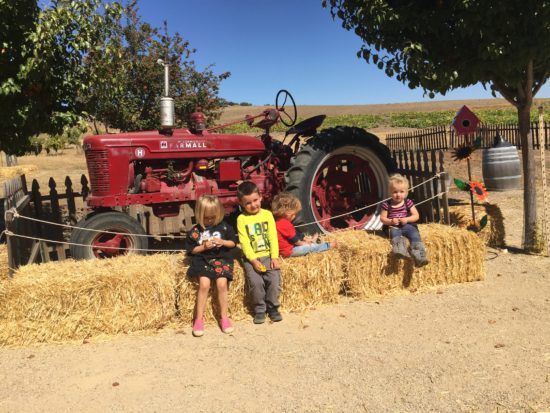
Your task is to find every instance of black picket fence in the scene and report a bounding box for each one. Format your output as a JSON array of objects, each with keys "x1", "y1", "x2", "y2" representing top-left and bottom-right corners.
[{"x1": 386, "y1": 122, "x2": 550, "y2": 152}]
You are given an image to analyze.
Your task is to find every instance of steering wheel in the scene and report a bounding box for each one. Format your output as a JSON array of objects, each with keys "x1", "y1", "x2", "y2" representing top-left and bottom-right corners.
[{"x1": 275, "y1": 89, "x2": 297, "y2": 127}]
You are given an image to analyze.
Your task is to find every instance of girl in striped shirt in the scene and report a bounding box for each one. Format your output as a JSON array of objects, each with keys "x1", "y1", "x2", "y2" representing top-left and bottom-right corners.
[{"x1": 380, "y1": 174, "x2": 428, "y2": 266}]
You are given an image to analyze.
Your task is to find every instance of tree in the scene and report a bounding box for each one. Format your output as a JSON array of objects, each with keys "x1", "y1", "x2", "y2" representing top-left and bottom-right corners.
[
  {"x1": 324, "y1": 0, "x2": 550, "y2": 251},
  {"x1": 0, "y1": 0, "x2": 39, "y2": 153},
  {"x1": 80, "y1": 1, "x2": 230, "y2": 133},
  {"x1": 0, "y1": 0, "x2": 121, "y2": 155}
]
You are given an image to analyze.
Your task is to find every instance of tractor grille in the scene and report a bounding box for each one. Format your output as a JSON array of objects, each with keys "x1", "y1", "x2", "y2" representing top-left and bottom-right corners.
[{"x1": 85, "y1": 150, "x2": 110, "y2": 195}]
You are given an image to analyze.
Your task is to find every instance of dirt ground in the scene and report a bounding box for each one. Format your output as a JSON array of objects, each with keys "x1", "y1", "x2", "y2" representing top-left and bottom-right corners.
[{"x1": 2, "y1": 116, "x2": 550, "y2": 412}]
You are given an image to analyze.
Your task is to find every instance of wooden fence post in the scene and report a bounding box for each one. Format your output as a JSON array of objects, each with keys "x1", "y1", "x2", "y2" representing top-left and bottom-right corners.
[
  {"x1": 66, "y1": 176, "x2": 77, "y2": 225},
  {"x1": 30, "y1": 179, "x2": 50, "y2": 262},
  {"x1": 439, "y1": 151, "x2": 450, "y2": 224},
  {"x1": 4, "y1": 208, "x2": 17, "y2": 277},
  {"x1": 538, "y1": 107, "x2": 550, "y2": 256},
  {"x1": 80, "y1": 174, "x2": 90, "y2": 201}
]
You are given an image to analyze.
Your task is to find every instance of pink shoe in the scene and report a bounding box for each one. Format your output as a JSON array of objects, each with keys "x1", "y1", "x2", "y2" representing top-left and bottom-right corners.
[
  {"x1": 220, "y1": 318, "x2": 234, "y2": 334},
  {"x1": 192, "y1": 319, "x2": 204, "y2": 337}
]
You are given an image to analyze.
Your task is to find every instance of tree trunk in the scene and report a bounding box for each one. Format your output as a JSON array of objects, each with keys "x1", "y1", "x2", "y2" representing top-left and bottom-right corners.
[{"x1": 518, "y1": 102, "x2": 538, "y2": 251}]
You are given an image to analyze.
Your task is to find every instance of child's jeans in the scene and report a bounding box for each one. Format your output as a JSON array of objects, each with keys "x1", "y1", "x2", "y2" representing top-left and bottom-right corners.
[
  {"x1": 290, "y1": 242, "x2": 330, "y2": 257},
  {"x1": 243, "y1": 256, "x2": 281, "y2": 315},
  {"x1": 389, "y1": 224, "x2": 421, "y2": 243}
]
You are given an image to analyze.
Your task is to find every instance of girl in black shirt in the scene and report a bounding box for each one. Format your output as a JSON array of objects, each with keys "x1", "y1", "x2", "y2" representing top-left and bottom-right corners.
[{"x1": 184, "y1": 195, "x2": 237, "y2": 337}]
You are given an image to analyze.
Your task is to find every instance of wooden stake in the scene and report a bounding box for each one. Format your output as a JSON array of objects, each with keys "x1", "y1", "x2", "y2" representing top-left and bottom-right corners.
[
  {"x1": 538, "y1": 106, "x2": 550, "y2": 256},
  {"x1": 467, "y1": 158, "x2": 476, "y2": 223}
]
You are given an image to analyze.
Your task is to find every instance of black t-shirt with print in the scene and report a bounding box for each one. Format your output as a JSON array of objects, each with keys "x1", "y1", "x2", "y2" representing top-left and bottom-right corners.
[{"x1": 184, "y1": 221, "x2": 237, "y2": 280}]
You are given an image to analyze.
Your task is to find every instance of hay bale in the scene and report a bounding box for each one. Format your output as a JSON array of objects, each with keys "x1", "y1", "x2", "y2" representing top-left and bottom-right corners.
[
  {"x1": 0, "y1": 224, "x2": 485, "y2": 346},
  {"x1": 175, "y1": 248, "x2": 343, "y2": 325},
  {"x1": 449, "y1": 203, "x2": 505, "y2": 247},
  {"x1": 0, "y1": 254, "x2": 183, "y2": 346},
  {"x1": 0, "y1": 244, "x2": 8, "y2": 280},
  {"x1": 329, "y1": 224, "x2": 485, "y2": 299},
  {"x1": 174, "y1": 253, "x2": 249, "y2": 326},
  {"x1": 280, "y1": 249, "x2": 343, "y2": 311},
  {"x1": 0, "y1": 165, "x2": 37, "y2": 181}
]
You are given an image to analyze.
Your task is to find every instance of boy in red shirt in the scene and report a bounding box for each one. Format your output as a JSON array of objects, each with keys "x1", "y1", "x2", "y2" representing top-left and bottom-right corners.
[{"x1": 271, "y1": 192, "x2": 336, "y2": 257}]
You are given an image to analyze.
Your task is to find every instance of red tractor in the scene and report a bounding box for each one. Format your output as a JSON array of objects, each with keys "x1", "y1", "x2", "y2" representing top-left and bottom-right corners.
[{"x1": 70, "y1": 66, "x2": 394, "y2": 259}]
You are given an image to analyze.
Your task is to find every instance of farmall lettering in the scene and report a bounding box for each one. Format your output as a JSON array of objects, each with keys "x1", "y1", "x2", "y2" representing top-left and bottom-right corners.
[{"x1": 169, "y1": 140, "x2": 209, "y2": 150}]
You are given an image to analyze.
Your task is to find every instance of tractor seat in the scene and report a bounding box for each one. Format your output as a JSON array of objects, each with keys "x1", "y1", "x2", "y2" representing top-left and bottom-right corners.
[{"x1": 285, "y1": 115, "x2": 326, "y2": 138}]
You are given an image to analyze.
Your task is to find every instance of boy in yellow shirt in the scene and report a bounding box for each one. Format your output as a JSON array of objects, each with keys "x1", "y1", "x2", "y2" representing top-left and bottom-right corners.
[{"x1": 236, "y1": 181, "x2": 282, "y2": 324}]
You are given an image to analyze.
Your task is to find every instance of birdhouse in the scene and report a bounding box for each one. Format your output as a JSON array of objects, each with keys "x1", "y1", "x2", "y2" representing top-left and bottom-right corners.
[{"x1": 452, "y1": 105, "x2": 480, "y2": 135}]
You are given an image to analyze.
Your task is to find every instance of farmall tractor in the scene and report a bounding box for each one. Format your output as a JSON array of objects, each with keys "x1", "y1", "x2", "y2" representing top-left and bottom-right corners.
[{"x1": 70, "y1": 63, "x2": 394, "y2": 259}]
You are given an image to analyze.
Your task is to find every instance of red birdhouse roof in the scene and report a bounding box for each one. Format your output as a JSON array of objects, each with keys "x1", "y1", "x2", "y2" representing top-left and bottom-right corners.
[{"x1": 452, "y1": 105, "x2": 480, "y2": 135}]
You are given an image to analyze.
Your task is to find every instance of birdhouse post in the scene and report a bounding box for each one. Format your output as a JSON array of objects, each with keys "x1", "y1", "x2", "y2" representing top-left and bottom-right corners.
[{"x1": 452, "y1": 106, "x2": 481, "y2": 223}]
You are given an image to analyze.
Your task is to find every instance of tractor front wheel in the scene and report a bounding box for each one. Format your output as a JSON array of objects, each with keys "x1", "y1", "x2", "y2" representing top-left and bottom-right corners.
[
  {"x1": 285, "y1": 127, "x2": 394, "y2": 234},
  {"x1": 69, "y1": 211, "x2": 148, "y2": 259}
]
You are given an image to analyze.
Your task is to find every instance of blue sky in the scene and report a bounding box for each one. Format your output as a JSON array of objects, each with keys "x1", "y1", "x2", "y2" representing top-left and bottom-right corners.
[{"x1": 137, "y1": 0, "x2": 550, "y2": 106}]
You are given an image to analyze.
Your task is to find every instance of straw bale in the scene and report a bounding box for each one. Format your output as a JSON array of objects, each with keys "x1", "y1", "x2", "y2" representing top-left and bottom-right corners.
[
  {"x1": 449, "y1": 203, "x2": 505, "y2": 247},
  {"x1": 174, "y1": 253, "x2": 249, "y2": 326},
  {"x1": 279, "y1": 249, "x2": 343, "y2": 311},
  {"x1": 175, "y1": 248, "x2": 343, "y2": 325},
  {"x1": 329, "y1": 224, "x2": 485, "y2": 299},
  {"x1": 0, "y1": 253, "x2": 183, "y2": 346},
  {"x1": 0, "y1": 165, "x2": 37, "y2": 181},
  {"x1": 0, "y1": 223, "x2": 485, "y2": 346},
  {"x1": 0, "y1": 244, "x2": 8, "y2": 279}
]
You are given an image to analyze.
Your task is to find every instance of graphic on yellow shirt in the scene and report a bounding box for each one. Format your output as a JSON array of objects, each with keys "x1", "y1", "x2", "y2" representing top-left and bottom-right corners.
[{"x1": 245, "y1": 221, "x2": 270, "y2": 253}]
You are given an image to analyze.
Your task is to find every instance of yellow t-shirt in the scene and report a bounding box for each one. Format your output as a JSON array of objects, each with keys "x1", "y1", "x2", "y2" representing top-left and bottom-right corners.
[{"x1": 237, "y1": 208, "x2": 279, "y2": 260}]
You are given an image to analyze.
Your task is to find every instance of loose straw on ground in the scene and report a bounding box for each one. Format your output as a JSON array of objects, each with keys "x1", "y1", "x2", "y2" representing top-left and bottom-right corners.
[
  {"x1": 0, "y1": 165, "x2": 37, "y2": 180},
  {"x1": 449, "y1": 203, "x2": 505, "y2": 247}
]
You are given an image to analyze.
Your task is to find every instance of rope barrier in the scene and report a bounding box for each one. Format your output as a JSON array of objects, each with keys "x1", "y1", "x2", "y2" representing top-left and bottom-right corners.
[
  {"x1": 9, "y1": 172, "x2": 448, "y2": 239},
  {"x1": 415, "y1": 191, "x2": 448, "y2": 207},
  {"x1": 294, "y1": 172, "x2": 445, "y2": 228},
  {"x1": 325, "y1": 189, "x2": 449, "y2": 234},
  {"x1": 10, "y1": 210, "x2": 185, "y2": 239},
  {"x1": 3, "y1": 230, "x2": 185, "y2": 254},
  {"x1": 2, "y1": 173, "x2": 450, "y2": 263}
]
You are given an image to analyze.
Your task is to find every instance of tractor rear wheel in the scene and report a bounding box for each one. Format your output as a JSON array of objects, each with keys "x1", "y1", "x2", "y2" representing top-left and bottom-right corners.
[
  {"x1": 69, "y1": 211, "x2": 148, "y2": 259},
  {"x1": 285, "y1": 126, "x2": 394, "y2": 234}
]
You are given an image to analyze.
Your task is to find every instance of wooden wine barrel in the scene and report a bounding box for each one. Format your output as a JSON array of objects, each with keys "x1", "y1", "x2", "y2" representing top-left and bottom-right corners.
[{"x1": 482, "y1": 133, "x2": 522, "y2": 191}]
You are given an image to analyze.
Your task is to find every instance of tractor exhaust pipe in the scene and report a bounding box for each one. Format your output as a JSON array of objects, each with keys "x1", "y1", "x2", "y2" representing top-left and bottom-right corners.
[{"x1": 157, "y1": 59, "x2": 174, "y2": 130}]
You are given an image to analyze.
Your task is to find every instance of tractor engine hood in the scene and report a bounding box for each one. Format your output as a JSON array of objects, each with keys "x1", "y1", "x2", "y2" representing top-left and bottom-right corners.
[{"x1": 83, "y1": 128, "x2": 266, "y2": 159}]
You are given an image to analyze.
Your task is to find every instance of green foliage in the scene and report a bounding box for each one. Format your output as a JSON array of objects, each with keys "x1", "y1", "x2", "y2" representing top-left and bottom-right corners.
[
  {"x1": 218, "y1": 105, "x2": 544, "y2": 134},
  {"x1": 28, "y1": 121, "x2": 87, "y2": 155},
  {"x1": 324, "y1": 0, "x2": 549, "y2": 248},
  {"x1": 324, "y1": 0, "x2": 550, "y2": 101},
  {"x1": 0, "y1": 0, "x2": 122, "y2": 155},
  {"x1": 80, "y1": 2, "x2": 230, "y2": 133}
]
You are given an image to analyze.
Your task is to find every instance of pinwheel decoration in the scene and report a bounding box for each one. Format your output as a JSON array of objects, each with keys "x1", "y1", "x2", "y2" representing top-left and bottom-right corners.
[
  {"x1": 451, "y1": 137, "x2": 481, "y2": 161},
  {"x1": 453, "y1": 178, "x2": 489, "y2": 231},
  {"x1": 469, "y1": 181, "x2": 489, "y2": 202},
  {"x1": 451, "y1": 106, "x2": 487, "y2": 229},
  {"x1": 451, "y1": 143, "x2": 476, "y2": 161}
]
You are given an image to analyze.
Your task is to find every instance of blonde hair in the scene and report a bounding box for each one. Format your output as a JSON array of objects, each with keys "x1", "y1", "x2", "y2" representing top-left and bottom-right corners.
[
  {"x1": 195, "y1": 195, "x2": 225, "y2": 228},
  {"x1": 271, "y1": 192, "x2": 302, "y2": 218},
  {"x1": 388, "y1": 173, "x2": 410, "y2": 191}
]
